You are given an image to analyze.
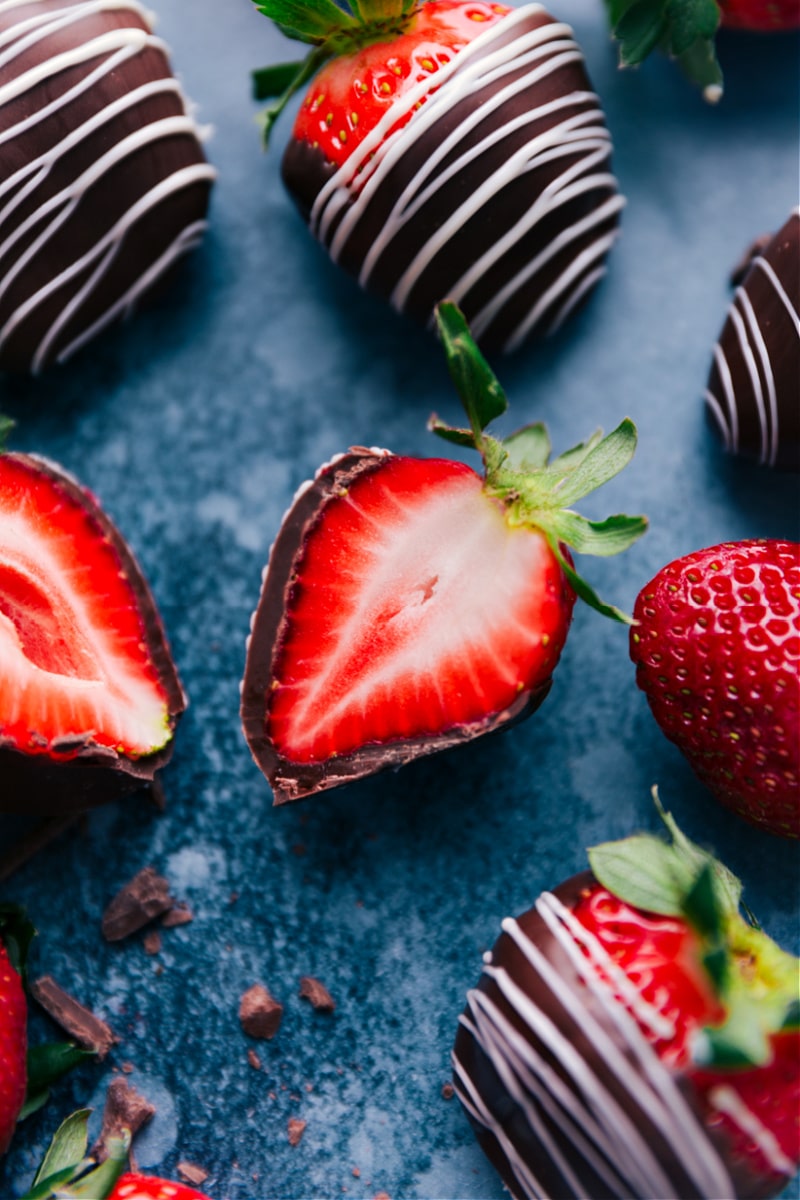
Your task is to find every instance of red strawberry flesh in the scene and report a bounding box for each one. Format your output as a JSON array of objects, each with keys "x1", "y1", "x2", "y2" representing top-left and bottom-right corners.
[
  {"x1": 0, "y1": 938, "x2": 26, "y2": 1157},
  {"x1": 242, "y1": 449, "x2": 574, "y2": 800},
  {"x1": 292, "y1": 1, "x2": 510, "y2": 170},
  {"x1": 111, "y1": 1173, "x2": 212, "y2": 1200},
  {"x1": 0, "y1": 453, "x2": 186, "y2": 812}
]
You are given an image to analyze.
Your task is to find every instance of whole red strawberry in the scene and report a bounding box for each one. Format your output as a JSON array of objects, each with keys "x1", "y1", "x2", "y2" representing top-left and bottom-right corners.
[
  {"x1": 110, "y1": 1173, "x2": 212, "y2": 1200},
  {"x1": 0, "y1": 428, "x2": 187, "y2": 814},
  {"x1": 719, "y1": 0, "x2": 800, "y2": 29},
  {"x1": 453, "y1": 799, "x2": 800, "y2": 1199},
  {"x1": 251, "y1": 0, "x2": 624, "y2": 350},
  {"x1": 631, "y1": 540, "x2": 800, "y2": 838},
  {"x1": 0, "y1": 921, "x2": 27, "y2": 1157},
  {"x1": 241, "y1": 303, "x2": 646, "y2": 801}
]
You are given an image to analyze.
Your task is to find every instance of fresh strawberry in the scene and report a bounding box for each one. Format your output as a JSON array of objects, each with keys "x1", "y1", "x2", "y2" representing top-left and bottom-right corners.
[
  {"x1": 630, "y1": 540, "x2": 800, "y2": 838},
  {"x1": 0, "y1": 915, "x2": 27, "y2": 1158},
  {"x1": 0, "y1": 431, "x2": 186, "y2": 814},
  {"x1": 251, "y1": 1, "x2": 624, "y2": 350},
  {"x1": 604, "y1": 0, "x2": 799, "y2": 101},
  {"x1": 241, "y1": 303, "x2": 646, "y2": 801},
  {"x1": 109, "y1": 1174, "x2": 212, "y2": 1200},
  {"x1": 453, "y1": 798, "x2": 800, "y2": 1199}
]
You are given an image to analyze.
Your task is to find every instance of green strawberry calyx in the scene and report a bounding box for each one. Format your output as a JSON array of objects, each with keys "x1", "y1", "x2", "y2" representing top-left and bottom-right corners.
[
  {"x1": 588, "y1": 787, "x2": 800, "y2": 1069},
  {"x1": 430, "y1": 302, "x2": 647, "y2": 624},
  {"x1": 604, "y1": 0, "x2": 724, "y2": 100},
  {"x1": 19, "y1": 1110, "x2": 130, "y2": 1200},
  {"x1": 251, "y1": 0, "x2": 420, "y2": 144}
]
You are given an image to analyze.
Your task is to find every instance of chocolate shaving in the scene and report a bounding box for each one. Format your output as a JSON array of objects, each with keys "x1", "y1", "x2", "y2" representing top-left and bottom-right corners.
[
  {"x1": 299, "y1": 976, "x2": 335, "y2": 1012},
  {"x1": 177, "y1": 1162, "x2": 209, "y2": 1186},
  {"x1": 30, "y1": 975, "x2": 118, "y2": 1058},
  {"x1": 102, "y1": 867, "x2": 173, "y2": 941},
  {"x1": 161, "y1": 902, "x2": 194, "y2": 928},
  {"x1": 287, "y1": 1117, "x2": 306, "y2": 1147},
  {"x1": 441, "y1": 1082, "x2": 455, "y2": 1100},
  {"x1": 92, "y1": 1077, "x2": 155, "y2": 1161},
  {"x1": 247, "y1": 1049, "x2": 262, "y2": 1070},
  {"x1": 143, "y1": 930, "x2": 162, "y2": 956},
  {"x1": 239, "y1": 984, "x2": 283, "y2": 1040}
]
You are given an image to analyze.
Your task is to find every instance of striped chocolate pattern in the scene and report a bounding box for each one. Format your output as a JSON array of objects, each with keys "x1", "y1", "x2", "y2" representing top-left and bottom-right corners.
[
  {"x1": 705, "y1": 210, "x2": 800, "y2": 472},
  {"x1": 452, "y1": 875, "x2": 793, "y2": 1200},
  {"x1": 0, "y1": 0, "x2": 217, "y2": 373},
  {"x1": 281, "y1": 4, "x2": 624, "y2": 352}
]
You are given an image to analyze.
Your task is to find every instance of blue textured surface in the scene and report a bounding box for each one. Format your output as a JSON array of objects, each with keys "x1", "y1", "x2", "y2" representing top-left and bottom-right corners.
[{"x1": 1, "y1": 2, "x2": 799, "y2": 1198}]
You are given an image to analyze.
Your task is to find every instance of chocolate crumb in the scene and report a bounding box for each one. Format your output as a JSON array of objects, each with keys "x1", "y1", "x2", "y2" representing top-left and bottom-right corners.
[
  {"x1": 102, "y1": 867, "x2": 173, "y2": 941},
  {"x1": 247, "y1": 1049, "x2": 262, "y2": 1070},
  {"x1": 121, "y1": 1062, "x2": 135, "y2": 1074},
  {"x1": 374, "y1": 1193, "x2": 391, "y2": 1200},
  {"x1": 239, "y1": 984, "x2": 283, "y2": 1040},
  {"x1": 177, "y1": 1162, "x2": 209, "y2": 1186},
  {"x1": 161, "y1": 903, "x2": 194, "y2": 928},
  {"x1": 291, "y1": 843, "x2": 307, "y2": 857},
  {"x1": 30, "y1": 975, "x2": 118, "y2": 1058},
  {"x1": 92, "y1": 1077, "x2": 155, "y2": 1161},
  {"x1": 441, "y1": 1082, "x2": 455, "y2": 1100},
  {"x1": 299, "y1": 976, "x2": 335, "y2": 1012},
  {"x1": 287, "y1": 1117, "x2": 307, "y2": 1146},
  {"x1": 143, "y1": 930, "x2": 162, "y2": 956},
  {"x1": 352, "y1": 1167, "x2": 361, "y2": 1178}
]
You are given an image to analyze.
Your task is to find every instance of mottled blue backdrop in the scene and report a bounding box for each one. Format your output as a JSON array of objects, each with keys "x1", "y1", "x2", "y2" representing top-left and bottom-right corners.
[{"x1": 1, "y1": 1, "x2": 798, "y2": 1198}]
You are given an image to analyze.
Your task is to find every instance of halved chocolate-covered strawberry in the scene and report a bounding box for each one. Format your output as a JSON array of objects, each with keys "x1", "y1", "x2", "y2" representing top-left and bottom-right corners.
[
  {"x1": 241, "y1": 304, "x2": 646, "y2": 802},
  {"x1": 0, "y1": 443, "x2": 186, "y2": 813}
]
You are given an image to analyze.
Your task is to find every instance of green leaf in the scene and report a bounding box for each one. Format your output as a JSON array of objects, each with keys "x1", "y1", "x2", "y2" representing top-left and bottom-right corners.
[
  {"x1": 434, "y1": 303, "x2": 507, "y2": 446},
  {"x1": 549, "y1": 419, "x2": 638, "y2": 508},
  {"x1": 502, "y1": 423, "x2": 551, "y2": 471},
  {"x1": 546, "y1": 429, "x2": 604, "y2": 476},
  {"x1": 665, "y1": 0, "x2": 720, "y2": 54},
  {"x1": 254, "y1": 0, "x2": 355, "y2": 44},
  {"x1": 683, "y1": 862, "x2": 725, "y2": 942},
  {"x1": 546, "y1": 537, "x2": 634, "y2": 624},
  {"x1": 427, "y1": 416, "x2": 478, "y2": 450},
  {"x1": 57, "y1": 1133, "x2": 129, "y2": 1199},
  {"x1": 256, "y1": 44, "x2": 333, "y2": 147},
  {"x1": 588, "y1": 834, "x2": 692, "y2": 915},
  {"x1": 676, "y1": 35, "x2": 723, "y2": 97},
  {"x1": 31, "y1": 1109, "x2": 90, "y2": 1189},
  {"x1": 21, "y1": 1043, "x2": 94, "y2": 1119},
  {"x1": 20, "y1": 1165, "x2": 84, "y2": 1200},
  {"x1": 544, "y1": 511, "x2": 648, "y2": 558},
  {"x1": 615, "y1": 0, "x2": 669, "y2": 65},
  {"x1": 698, "y1": 1011, "x2": 770, "y2": 1069},
  {"x1": 0, "y1": 414, "x2": 14, "y2": 452},
  {"x1": 252, "y1": 60, "x2": 308, "y2": 100},
  {"x1": 782, "y1": 998, "x2": 800, "y2": 1030}
]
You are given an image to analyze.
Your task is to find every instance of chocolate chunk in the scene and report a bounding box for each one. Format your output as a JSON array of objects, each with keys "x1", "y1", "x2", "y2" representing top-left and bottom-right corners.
[
  {"x1": 30, "y1": 975, "x2": 118, "y2": 1059},
  {"x1": 239, "y1": 984, "x2": 283, "y2": 1040},
  {"x1": 287, "y1": 1117, "x2": 307, "y2": 1147},
  {"x1": 299, "y1": 976, "x2": 335, "y2": 1012},
  {"x1": 161, "y1": 903, "x2": 194, "y2": 928},
  {"x1": 143, "y1": 930, "x2": 162, "y2": 956},
  {"x1": 177, "y1": 1162, "x2": 209, "y2": 1186},
  {"x1": 247, "y1": 1049, "x2": 263, "y2": 1070},
  {"x1": 92, "y1": 1077, "x2": 155, "y2": 1161},
  {"x1": 102, "y1": 867, "x2": 173, "y2": 941}
]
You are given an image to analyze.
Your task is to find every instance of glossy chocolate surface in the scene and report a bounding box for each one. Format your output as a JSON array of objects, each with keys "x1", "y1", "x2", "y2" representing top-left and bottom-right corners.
[
  {"x1": 0, "y1": 0, "x2": 216, "y2": 373},
  {"x1": 705, "y1": 210, "x2": 800, "y2": 471}
]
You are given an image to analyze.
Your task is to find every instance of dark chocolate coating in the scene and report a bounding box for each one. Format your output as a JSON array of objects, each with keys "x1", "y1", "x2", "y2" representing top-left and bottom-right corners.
[
  {"x1": 0, "y1": 453, "x2": 186, "y2": 814},
  {"x1": 453, "y1": 873, "x2": 788, "y2": 1200},
  {"x1": 705, "y1": 210, "x2": 800, "y2": 471},
  {"x1": 281, "y1": 5, "x2": 622, "y2": 353},
  {"x1": 0, "y1": 0, "x2": 215, "y2": 374},
  {"x1": 240, "y1": 448, "x2": 552, "y2": 804}
]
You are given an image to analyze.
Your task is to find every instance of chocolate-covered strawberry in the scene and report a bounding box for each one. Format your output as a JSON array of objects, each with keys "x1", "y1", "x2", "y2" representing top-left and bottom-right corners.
[
  {"x1": 241, "y1": 303, "x2": 646, "y2": 802},
  {"x1": 631, "y1": 539, "x2": 800, "y2": 838},
  {"x1": 0, "y1": 440, "x2": 186, "y2": 813},
  {"x1": 0, "y1": 910, "x2": 27, "y2": 1158},
  {"x1": 251, "y1": 0, "x2": 623, "y2": 351},
  {"x1": 705, "y1": 211, "x2": 799, "y2": 472},
  {"x1": 453, "y1": 800, "x2": 800, "y2": 1200}
]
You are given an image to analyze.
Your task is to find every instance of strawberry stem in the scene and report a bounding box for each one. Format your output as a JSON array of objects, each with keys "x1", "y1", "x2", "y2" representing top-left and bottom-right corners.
[
  {"x1": 431, "y1": 303, "x2": 647, "y2": 623},
  {"x1": 603, "y1": 0, "x2": 723, "y2": 98}
]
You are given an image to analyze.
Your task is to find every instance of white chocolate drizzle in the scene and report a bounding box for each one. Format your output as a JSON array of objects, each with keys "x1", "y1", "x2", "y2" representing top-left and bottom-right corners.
[
  {"x1": 453, "y1": 891, "x2": 738, "y2": 1199},
  {"x1": 306, "y1": 5, "x2": 623, "y2": 351},
  {"x1": 705, "y1": 210, "x2": 800, "y2": 468},
  {"x1": 0, "y1": 0, "x2": 216, "y2": 372}
]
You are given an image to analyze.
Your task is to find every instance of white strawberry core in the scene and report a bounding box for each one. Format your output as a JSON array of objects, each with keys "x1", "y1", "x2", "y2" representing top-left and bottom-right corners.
[
  {"x1": 270, "y1": 461, "x2": 567, "y2": 761},
  {"x1": 0, "y1": 501, "x2": 170, "y2": 757}
]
